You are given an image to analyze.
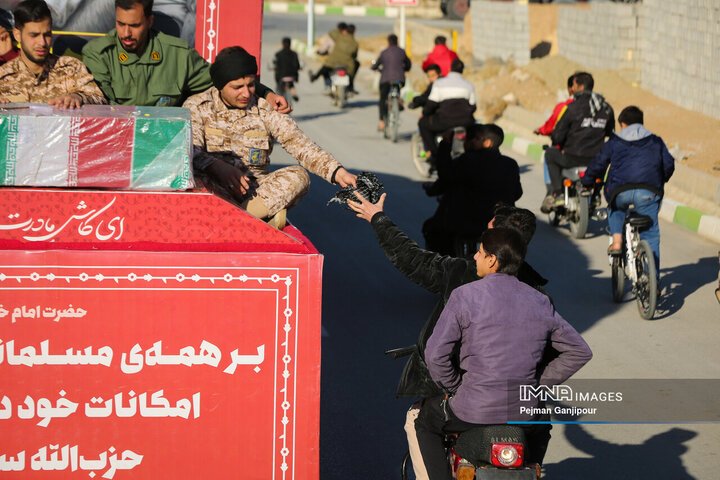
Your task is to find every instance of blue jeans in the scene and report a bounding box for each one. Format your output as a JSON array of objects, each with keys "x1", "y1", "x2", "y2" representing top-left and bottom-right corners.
[{"x1": 608, "y1": 189, "x2": 661, "y2": 277}]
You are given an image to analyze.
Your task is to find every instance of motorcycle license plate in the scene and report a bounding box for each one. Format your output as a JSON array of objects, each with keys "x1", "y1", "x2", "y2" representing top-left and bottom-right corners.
[{"x1": 332, "y1": 75, "x2": 350, "y2": 86}]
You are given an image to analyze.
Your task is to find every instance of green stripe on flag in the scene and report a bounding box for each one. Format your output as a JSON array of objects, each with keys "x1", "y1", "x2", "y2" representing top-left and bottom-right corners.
[
  {"x1": 133, "y1": 118, "x2": 192, "y2": 189},
  {"x1": 673, "y1": 206, "x2": 703, "y2": 232},
  {"x1": 0, "y1": 115, "x2": 18, "y2": 185}
]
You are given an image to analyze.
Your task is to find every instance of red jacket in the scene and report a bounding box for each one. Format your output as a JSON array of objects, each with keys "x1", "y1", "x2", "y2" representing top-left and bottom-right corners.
[
  {"x1": 422, "y1": 44, "x2": 458, "y2": 76},
  {"x1": 536, "y1": 98, "x2": 573, "y2": 136}
]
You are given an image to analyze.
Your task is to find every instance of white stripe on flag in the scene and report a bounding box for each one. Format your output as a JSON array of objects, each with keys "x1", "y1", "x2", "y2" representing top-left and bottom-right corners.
[{"x1": 14, "y1": 116, "x2": 71, "y2": 186}]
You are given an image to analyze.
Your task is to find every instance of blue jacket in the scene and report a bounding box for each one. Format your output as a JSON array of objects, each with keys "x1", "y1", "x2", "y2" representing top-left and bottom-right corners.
[{"x1": 581, "y1": 124, "x2": 675, "y2": 204}]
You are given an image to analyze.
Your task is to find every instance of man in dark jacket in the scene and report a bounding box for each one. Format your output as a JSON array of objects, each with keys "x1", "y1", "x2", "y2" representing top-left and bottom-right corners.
[
  {"x1": 541, "y1": 71, "x2": 614, "y2": 213},
  {"x1": 581, "y1": 105, "x2": 674, "y2": 277},
  {"x1": 348, "y1": 195, "x2": 551, "y2": 480},
  {"x1": 371, "y1": 33, "x2": 411, "y2": 131},
  {"x1": 273, "y1": 37, "x2": 301, "y2": 102},
  {"x1": 422, "y1": 124, "x2": 522, "y2": 256}
]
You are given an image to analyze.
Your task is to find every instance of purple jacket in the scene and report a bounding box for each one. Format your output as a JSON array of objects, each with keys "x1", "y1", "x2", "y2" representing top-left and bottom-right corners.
[
  {"x1": 372, "y1": 45, "x2": 411, "y2": 84},
  {"x1": 425, "y1": 273, "x2": 592, "y2": 424}
]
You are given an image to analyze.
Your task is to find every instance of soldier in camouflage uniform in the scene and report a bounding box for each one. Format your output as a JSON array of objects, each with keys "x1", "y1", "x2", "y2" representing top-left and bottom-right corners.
[
  {"x1": 0, "y1": 0, "x2": 105, "y2": 107},
  {"x1": 184, "y1": 46, "x2": 357, "y2": 227}
]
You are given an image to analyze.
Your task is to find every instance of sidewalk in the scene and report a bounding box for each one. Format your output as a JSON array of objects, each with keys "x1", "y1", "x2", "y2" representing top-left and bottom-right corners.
[
  {"x1": 265, "y1": 1, "x2": 440, "y2": 18},
  {"x1": 501, "y1": 132, "x2": 720, "y2": 246}
]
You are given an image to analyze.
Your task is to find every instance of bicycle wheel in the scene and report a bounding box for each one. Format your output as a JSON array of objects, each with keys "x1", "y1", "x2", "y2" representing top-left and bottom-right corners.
[
  {"x1": 410, "y1": 131, "x2": 432, "y2": 178},
  {"x1": 569, "y1": 191, "x2": 589, "y2": 239},
  {"x1": 634, "y1": 240, "x2": 657, "y2": 319},
  {"x1": 611, "y1": 255, "x2": 625, "y2": 303},
  {"x1": 389, "y1": 95, "x2": 400, "y2": 143}
]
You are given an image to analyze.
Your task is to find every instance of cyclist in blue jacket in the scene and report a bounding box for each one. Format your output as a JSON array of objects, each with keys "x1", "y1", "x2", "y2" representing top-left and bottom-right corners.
[{"x1": 581, "y1": 106, "x2": 675, "y2": 278}]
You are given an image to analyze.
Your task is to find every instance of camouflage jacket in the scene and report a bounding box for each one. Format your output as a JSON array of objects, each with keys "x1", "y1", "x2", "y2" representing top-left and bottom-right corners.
[
  {"x1": 183, "y1": 87, "x2": 342, "y2": 182},
  {"x1": 0, "y1": 55, "x2": 106, "y2": 104}
]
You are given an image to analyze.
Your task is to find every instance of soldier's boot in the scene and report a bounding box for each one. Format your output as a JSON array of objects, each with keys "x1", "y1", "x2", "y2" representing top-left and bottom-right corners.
[{"x1": 245, "y1": 197, "x2": 286, "y2": 230}]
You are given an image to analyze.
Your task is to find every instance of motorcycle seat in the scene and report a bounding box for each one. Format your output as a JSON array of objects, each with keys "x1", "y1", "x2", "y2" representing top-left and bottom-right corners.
[
  {"x1": 626, "y1": 212, "x2": 653, "y2": 229},
  {"x1": 561, "y1": 167, "x2": 586, "y2": 181}
]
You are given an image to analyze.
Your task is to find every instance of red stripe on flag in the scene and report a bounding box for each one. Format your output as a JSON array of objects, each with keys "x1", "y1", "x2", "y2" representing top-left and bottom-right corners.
[{"x1": 75, "y1": 117, "x2": 135, "y2": 188}]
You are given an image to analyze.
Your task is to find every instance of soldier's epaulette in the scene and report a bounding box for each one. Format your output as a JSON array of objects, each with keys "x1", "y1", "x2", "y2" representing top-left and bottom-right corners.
[
  {"x1": 87, "y1": 33, "x2": 115, "y2": 53},
  {"x1": 156, "y1": 31, "x2": 191, "y2": 50}
]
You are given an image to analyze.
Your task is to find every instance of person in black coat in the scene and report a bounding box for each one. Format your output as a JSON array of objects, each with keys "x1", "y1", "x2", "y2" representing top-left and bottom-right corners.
[
  {"x1": 422, "y1": 123, "x2": 523, "y2": 256},
  {"x1": 273, "y1": 37, "x2": 301, "y2": 101},
  {"x1": 541, "y1": 71, "x2": 614, "y2": 212},
  {"x1": 348, "y1": 194, "x2": 553, "y2": 478}
]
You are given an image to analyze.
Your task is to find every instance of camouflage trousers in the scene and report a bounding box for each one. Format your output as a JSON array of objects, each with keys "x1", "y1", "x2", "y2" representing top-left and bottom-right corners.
[
  {"x1": 252, "y1": 166, "x2": 310, "y2": 217},
  {"x1": 198, "y1": 165, "x2": 310, "y2": 218}
]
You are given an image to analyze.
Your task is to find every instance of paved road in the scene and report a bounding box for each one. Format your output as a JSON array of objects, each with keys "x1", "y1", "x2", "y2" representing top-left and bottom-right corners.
[{"x1": 261, "y1": 13, "x2": 720, "y2": 480}]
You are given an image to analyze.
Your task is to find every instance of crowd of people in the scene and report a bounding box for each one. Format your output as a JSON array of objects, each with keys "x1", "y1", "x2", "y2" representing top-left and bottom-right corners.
[{"x1": 0, "y1": 4, "x2": 679, "y2": 478}]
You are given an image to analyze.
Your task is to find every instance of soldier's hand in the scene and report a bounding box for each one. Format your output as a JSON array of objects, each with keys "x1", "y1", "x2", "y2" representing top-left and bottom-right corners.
[
  {"x1": 334, "y1": 167, "x2": 357, "y2": 187},
  {"x1": 48, "y1": 93, "x2": 83, "y2": 110},
  {"x1": 348, "y1": 191, "x2": 386, "y2": 223},
  {"x1": 208, "y1": 160, "x2": 252, "y2": 195},
  {"x1": 267, "y1": 92, "x2": 292, "y2": 114}
]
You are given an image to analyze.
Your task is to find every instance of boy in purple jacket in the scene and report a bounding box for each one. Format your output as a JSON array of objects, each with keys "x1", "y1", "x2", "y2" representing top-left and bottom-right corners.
[{"x1": 416, "y1": 228, "x2": 592, "y2": 480}]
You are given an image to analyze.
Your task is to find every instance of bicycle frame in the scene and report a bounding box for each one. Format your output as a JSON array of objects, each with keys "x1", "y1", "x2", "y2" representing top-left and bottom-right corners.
[{"x1": 623, "y1": 222, "x2": 640, "y2": 284}]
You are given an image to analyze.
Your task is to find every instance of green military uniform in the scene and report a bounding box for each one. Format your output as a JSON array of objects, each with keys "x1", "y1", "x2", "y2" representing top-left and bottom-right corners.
[
  {"x1": 82, "y1": 29, "x2": 210, "y2": 106},
  {"x1": 82, "y1": 29, "x2": 271, "y2": 107}
]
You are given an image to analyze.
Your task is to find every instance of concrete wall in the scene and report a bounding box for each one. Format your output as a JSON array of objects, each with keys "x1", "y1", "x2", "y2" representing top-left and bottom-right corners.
[
  {"x1": 554, "y1": 0, "x2": 720, "y2": 120},
  {"x1": 471, "y1": 1, "x2": 530, "y2": 66},
  {"x1": 557, "y1": 3, "x2": 641, "y2": 83},
  {"x1": 640, "y1": 0, "x2": 720, "y2": 119}
]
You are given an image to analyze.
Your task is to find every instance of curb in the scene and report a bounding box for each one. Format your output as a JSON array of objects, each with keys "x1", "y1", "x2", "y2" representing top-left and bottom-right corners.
[
  {"x1": 265, "y1": 1, "x2": 400, "y2": 17},
  {"x1": 501, "y1": 134, "x2": 720, "y2": 245}
]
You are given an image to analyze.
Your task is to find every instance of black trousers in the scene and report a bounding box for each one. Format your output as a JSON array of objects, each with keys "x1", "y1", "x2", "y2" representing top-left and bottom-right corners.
[
  {"x1": 415, "y1": 396, "x2": 552, "y2": 480},
  {"x1": 545, "y1": 147, "x2": 592, "y2": 193},
  {"x1": 418, "y1": 116, "x2": 456, "y2": 156}
]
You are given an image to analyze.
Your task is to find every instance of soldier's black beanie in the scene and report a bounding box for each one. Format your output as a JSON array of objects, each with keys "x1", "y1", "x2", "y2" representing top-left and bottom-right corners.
[{"x1": 210, "y1": 46, "x2": 258, "y2": 90}]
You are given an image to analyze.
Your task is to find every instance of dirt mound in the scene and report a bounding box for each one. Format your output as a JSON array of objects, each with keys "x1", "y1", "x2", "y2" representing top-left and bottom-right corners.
[{"x1": 469, "y1": 54, "x2": 720, "y2": 177}]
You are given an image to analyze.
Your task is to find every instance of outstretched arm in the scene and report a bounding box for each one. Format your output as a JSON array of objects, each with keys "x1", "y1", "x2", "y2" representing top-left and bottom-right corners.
[{"x1": 348, "y1": 192, "x2": 474, "y2": 295}]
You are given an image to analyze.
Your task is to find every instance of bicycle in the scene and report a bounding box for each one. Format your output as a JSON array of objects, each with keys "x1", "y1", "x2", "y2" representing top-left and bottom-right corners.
[
  {"x1": 610, "y1": 209, "x2": 658, "y2": 319},
  {"x1": 383, "y1": 82, "x2": 402, "y2": 143}
]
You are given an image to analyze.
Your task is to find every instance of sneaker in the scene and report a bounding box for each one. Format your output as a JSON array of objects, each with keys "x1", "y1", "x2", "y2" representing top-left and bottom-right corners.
[{"x1": 540, "y1": 195, "x2": 555, "y2": 214}]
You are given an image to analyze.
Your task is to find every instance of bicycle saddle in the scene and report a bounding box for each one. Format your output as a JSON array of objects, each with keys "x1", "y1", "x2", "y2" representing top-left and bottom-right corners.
[{"x1": 626, "y1": 211, "x2": 653, "y2": 229}]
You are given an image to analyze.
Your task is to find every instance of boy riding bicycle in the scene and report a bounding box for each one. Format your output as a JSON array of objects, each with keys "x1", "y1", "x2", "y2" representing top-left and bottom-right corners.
[{"x1": 581, "y1": 106, "x2": 675, "y2": 279}]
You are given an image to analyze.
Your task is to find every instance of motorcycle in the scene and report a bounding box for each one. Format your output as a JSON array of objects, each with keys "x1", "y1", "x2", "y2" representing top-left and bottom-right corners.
[
  {"x1": 330, "y1": 66, "x2": 350, "y2": 109},
  {"x1": 546, "y1": 164, "x2": 605, "y2": 239},
  {"x1": 400, "y1": 424, "x2": 541, "y2": 480}
]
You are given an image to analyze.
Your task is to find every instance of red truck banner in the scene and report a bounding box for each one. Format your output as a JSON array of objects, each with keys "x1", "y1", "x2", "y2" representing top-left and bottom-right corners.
[{"x1": 0, "y1": 190, "x2": 322, "y2": 479}]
